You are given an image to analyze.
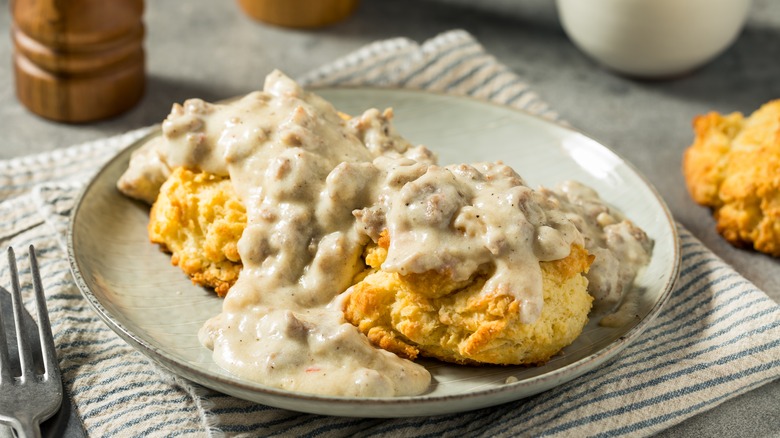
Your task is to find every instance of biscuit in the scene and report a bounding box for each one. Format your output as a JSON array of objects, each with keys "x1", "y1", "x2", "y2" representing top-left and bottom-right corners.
[
  {"x1": 342, "y1": 232, "x2": 594, "y2": 366},
  {"x1": 148, "y1": 167, "x2": 247, "y2": 296},
  {"x1": 682, "y1": 100, "x2": 780, "y2": 256}
]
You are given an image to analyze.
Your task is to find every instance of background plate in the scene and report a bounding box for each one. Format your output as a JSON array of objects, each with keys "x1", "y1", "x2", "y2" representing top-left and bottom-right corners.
[{"x1": 68, "y1": 88, "x2": 680, "y2": 417}]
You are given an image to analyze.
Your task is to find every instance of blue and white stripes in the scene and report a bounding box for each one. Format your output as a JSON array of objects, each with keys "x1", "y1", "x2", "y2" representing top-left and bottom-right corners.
[
  {"x1": 0, "y1": 193, "x2": 208, "y2": 437},
  {"x1": 1, "y1": 30, "x2": 778, "y2": 437},
  {"x1": 299, "y1": 30, "x2": 559, "y2": 122}
]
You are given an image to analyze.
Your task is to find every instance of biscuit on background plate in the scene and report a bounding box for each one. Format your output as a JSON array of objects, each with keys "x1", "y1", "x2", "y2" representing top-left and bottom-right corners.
[{"x1": 683, "y1": 100, "x2": 780, "y2": 257}]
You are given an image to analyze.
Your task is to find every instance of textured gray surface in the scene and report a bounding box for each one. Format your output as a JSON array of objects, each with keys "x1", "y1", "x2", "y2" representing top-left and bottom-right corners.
[{"x1": 1, "y1": 0, "x2": 778, "y2": 436}]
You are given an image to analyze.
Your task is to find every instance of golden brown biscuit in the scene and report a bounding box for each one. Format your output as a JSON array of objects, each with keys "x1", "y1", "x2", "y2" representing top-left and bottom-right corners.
[
  {"x1": 149, "y1": 167, "x2": 247, "y2": 296},
  {"x1": 343, "y1": 232, "x2": 594, "y2": 366},
  {"x1": 682, "y1": 100, "x2": 780, "y2": 256}
]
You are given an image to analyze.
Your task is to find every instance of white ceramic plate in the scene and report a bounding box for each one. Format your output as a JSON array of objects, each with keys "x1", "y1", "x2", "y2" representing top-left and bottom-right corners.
[{"x1": 68, "y1": 88, "x2": 680, "y2": 418}]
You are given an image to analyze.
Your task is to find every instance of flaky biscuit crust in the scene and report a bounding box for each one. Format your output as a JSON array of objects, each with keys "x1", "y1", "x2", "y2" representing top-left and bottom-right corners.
[
  {"x1": 148, "y1": 167, "x2": 246, "y2": 296},
  {"x1": 343, "y1": 235, "x2": 594, "y2": 366},
  {"x1": 683, "y1": 100, "x2": 780, "y2": 256}
]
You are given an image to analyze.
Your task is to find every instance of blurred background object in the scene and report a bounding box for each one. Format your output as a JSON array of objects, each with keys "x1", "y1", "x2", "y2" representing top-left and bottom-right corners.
[
  {"x1": 11, "y1": 0, "x2": 145, "y2": 122},
  {"x1": 556, "y1": 0, "x2": 753, "y2": 78},
  {"x1": 236, "y1": 0, "x2": 360, "y2": 28}
]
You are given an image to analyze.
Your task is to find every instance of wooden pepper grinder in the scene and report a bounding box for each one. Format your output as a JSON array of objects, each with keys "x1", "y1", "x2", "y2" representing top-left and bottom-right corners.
[{"x1": 11, "y1": 0, "x2": 145, "y2": 123}]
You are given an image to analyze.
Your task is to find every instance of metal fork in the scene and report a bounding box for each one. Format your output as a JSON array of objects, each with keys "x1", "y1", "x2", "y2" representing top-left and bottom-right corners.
[{"x1": 0, "y1": 246, "x2": 63, "y2": 438}]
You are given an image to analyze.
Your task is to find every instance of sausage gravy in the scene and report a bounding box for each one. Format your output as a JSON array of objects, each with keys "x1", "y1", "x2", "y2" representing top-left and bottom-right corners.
[{"x1": 118, "y1": 70, "x2": 652, "y2": 397}]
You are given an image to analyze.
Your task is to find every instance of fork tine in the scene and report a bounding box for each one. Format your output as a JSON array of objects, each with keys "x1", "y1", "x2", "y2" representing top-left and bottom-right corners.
[
  {"x1": 0, "y1": 271, "x2": 10, "y2": 383},
  {"x1": 8, "y1": 247, "x2": 34, "y2": 378},
  {"x1": 28, "y1": 245, "x2": 59, "y2": 380}
]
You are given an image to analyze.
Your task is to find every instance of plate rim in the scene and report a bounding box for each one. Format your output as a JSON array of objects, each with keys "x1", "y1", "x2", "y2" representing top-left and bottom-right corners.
[{"x1": 66, "y1": 87, "x2": 681, "y2": 417}]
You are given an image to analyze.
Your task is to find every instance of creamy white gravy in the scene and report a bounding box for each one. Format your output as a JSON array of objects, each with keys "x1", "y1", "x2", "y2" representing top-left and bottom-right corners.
[{"x1": 118, "y1": 70, "x2": 652, "y2": 397}]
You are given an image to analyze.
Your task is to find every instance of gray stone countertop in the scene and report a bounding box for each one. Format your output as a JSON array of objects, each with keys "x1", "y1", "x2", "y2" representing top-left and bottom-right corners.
[{"x1": 1, "y1": 0, "x2": 778, "y2": 436}]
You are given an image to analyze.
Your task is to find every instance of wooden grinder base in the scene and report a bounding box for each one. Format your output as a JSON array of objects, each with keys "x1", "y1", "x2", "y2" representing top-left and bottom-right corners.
[{"x1": 12, "y1": 0, "x2": 146, "y2": 123}]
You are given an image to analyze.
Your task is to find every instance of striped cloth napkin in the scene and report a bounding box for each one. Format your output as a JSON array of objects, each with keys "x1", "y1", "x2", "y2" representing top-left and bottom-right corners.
[{"x1": 1, "y1": 30, "x2": 778, "y2": 437}]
